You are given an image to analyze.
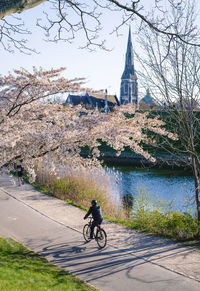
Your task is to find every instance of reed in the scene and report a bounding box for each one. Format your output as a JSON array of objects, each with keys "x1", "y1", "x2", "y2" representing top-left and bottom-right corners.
[{"x1": 35, "y1": 167, "x2": 125, "y2": 220}]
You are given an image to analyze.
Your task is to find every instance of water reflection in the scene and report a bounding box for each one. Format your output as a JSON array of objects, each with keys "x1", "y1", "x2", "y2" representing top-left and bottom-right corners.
[
  {"x1": 122, "y1": 193, "x2": 134, "y2": 217},
  {"x1": 107, "y1": 166, "x2": 195, "y2": 214}
]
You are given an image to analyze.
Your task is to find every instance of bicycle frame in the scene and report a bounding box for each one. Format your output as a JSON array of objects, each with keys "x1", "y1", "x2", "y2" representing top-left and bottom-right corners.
[
  {"x1": 87, "y1": 217, "x2": 101, "y2": 236},
  {"x1": 83, "y1": 216, "x2": 107, "y2": 248}
]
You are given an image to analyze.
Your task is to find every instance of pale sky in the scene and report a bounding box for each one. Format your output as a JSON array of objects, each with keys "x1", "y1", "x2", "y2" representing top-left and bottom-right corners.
[
  {"x1": 0, "y1": 1, "x2": 146, "y2": 101},
  {"x1": 2, "y1": 1, "x2": 198, "y2": 101}
]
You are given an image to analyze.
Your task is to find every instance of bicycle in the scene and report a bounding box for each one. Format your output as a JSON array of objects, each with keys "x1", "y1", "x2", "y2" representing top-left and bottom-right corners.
[{"x1": 83, "y1": 217, "x2": 107, "y2": 249}]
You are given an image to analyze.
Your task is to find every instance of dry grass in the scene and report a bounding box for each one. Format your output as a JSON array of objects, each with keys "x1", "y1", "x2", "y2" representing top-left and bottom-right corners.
[{"x1": 35, "y1": 167, "x2": 125, "y2": 219}]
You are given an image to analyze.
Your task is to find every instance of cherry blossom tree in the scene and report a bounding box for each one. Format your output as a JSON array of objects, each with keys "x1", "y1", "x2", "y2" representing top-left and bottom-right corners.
[{"x1": 0, "y1": 66, "x2": 176, "y2": 181}]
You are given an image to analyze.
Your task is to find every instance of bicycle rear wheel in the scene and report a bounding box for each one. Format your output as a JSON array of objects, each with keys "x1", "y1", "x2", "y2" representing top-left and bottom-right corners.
[
  {"x1": 96, "y1": 228, "x2": 107, "y2": 248},
  {"x1": 83, "y1": 224, "x2": 91, "y2": 242}
]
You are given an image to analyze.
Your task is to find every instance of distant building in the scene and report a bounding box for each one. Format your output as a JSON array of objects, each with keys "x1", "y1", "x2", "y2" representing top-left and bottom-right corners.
[
  {"x1": 139, "y1": 89, "x2": 158, "y2": 109},
  {"x1": 64, "y1": 92, "x2": 119, "y2": 112},
  {"x1": 120, "y1": 26, "x2": 138, "y2": 105}
]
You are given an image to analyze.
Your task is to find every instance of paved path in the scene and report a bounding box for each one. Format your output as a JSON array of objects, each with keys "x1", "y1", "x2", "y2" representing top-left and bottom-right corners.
[{"x1": 0, "y1": 174, "x2": 200, "y2": 290}]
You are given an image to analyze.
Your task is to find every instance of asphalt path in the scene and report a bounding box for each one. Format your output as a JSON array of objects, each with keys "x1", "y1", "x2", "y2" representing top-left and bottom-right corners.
[{"x1": 0, "y1": 188, "x2": 200, "y2": 291}]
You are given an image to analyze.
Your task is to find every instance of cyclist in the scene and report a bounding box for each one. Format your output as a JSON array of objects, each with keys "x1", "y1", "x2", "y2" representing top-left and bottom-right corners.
[{"x1": 84, "y1": 200, "x2": 103, "y2": 239}]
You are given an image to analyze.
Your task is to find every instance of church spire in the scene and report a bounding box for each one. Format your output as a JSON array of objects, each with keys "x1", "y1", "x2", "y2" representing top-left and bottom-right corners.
[
  {"x1": 120, "y1": 26, "x2": 138, "y2": 105},
  {"x1": 122, "y1": 26, "x2": 135, "y2": 78}
]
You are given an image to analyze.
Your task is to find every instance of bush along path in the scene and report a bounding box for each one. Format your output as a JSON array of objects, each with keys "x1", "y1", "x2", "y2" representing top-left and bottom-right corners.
[{"x1": 0, "y1": 173, "x2": 200, "y2": 284}]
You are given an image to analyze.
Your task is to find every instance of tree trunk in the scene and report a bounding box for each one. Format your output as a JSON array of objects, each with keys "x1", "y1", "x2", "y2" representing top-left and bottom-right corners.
[
  {"x1": 192, "y1": 155, "x2": 200, "y2": 238},
  {"x1": 0, "y1": 0, "x2": 46, "y2": 18}
]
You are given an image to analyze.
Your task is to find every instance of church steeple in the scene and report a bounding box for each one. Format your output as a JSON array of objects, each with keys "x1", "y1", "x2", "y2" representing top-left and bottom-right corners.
[
  {"x1": 122, "y1": 26, "x2": 135, "y2": 78},
  {"x1": 120, "y1": 26, "x2": 138, "y2": 105}
]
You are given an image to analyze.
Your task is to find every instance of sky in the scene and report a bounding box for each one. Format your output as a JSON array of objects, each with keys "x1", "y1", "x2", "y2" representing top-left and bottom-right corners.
[
  {"x1": 2, "y1": 1, "x2": 199, "y2": 101},
  {"x1": 0, "y1": 1, "x2": 149, "y2": 101},
  {"x1": 0, "y1": 2, "x2": 127, "y2": 99}
]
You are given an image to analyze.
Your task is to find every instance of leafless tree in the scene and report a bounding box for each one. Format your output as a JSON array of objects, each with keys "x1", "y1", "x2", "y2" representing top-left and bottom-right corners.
[
  {"x1": 135, "y1": 0, "x2": 200, "y2": 227},
  {"x1": 0, "y1": 0, "x2": 200, "y2": 53}
]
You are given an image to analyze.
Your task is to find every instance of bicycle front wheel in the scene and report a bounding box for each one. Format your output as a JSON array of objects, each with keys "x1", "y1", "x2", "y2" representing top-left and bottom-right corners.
[
  {"x1": 96, "y1": 228, "x2": 107, "y2": 248},
  {"x1": 83, "y1": 224, "x2": 91, "y2": 242}
]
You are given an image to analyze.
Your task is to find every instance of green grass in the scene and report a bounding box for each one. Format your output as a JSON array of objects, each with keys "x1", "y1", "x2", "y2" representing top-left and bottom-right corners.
[
  {"x1": 105, "y1": 215, "x2": 200, "y2": 250},
  {"x1": 0, "y1": 237, "x2": 97, "y2": 291}
]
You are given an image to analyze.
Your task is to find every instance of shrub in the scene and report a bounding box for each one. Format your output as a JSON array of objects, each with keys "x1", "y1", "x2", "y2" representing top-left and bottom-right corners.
[{"x1": 129, "y1": 189, "x2": 199, "y2": 239}]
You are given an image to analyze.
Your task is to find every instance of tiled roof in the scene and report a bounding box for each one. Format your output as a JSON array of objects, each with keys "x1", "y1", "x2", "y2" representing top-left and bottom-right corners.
[
  {"x1": 65, "y1": 93, "x2": 120, "y2": 110},
  {"x1": 89, "y1": 93, "x2": 119, "y2": 105},
  {"x1": 64, "y1": 94, "x2": 88, "y2": 106}
]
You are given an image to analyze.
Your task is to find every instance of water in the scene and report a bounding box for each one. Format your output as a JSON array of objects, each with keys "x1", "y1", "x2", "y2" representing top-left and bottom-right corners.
[{"x1": 107, "y1": 166, "x2": 196, "y2": 214}]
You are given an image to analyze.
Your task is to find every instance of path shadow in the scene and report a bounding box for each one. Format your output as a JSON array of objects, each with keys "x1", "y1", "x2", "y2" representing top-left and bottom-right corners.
[{"x1": 24, "y1": 235, "x2": 198, "y2": 284}]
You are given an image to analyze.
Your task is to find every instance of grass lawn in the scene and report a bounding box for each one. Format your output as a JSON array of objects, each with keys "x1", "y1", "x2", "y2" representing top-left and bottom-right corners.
[{"x1": 0, "y1": 237, "x2": 97, "y2": 291}]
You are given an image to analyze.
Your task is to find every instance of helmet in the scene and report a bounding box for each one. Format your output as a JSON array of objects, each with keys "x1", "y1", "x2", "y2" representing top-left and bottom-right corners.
[{"x1": 91, "y1": 200, "x2": 97, "y2": 206}]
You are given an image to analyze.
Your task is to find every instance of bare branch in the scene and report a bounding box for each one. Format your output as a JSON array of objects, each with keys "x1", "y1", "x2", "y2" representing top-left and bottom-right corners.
[
  {"x1": 0, "y1": 15, "x2": 37, "y2": 53},
  {"x1": 135, "y1": 0, "x2": 200, "y2": 219},
  {"x1": 109, "y1": 0, "x2": 200, "y2": 46},
  {"x1": 0, "y1": 0, "x2": 199, "y2": 54}
]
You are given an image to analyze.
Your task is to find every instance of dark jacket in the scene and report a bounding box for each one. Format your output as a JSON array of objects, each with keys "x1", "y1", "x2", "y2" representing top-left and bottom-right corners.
[
  {"x1": 84, "y1": 205, "x2": 103, "y2": 222},
  {"x1": 16, "y1": 165, "x2": 24, "y2": 176}
]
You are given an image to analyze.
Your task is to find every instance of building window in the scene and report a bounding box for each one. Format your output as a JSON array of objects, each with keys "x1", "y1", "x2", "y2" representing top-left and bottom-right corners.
[
  {"x1": 124, "y1": 83, "x2": 128, "y2": 93},
  {"x1": 132, "y1": 83, "x2": 135, "y2": 94}
]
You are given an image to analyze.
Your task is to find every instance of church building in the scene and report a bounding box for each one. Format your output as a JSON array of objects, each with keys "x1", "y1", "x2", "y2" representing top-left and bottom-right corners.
[
  {"x1": 139, "y1": 89, "x2": 157, "y2": 109},
  {"x1": 120, "y1": 27, "x2": 138, "y2": 105},
  {"x1": 64, "y1": 92, "x2": 119, "y2": 112}
]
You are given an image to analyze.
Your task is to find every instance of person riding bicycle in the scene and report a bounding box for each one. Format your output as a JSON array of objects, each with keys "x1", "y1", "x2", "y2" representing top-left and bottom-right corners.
[{"x1": 84, "y1": 200, "x2": 103, "y2": 239}]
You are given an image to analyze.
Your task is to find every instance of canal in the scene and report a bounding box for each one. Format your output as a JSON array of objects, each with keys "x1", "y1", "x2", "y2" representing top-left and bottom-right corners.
[{"x1": 107, "y1": 166, "x2": 195, "y2": 214}]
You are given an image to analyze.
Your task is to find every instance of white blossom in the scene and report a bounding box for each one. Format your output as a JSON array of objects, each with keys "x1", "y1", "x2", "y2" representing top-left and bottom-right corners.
[{"x1": 0, "y1": 67, "x2": 177, "y2": 180}]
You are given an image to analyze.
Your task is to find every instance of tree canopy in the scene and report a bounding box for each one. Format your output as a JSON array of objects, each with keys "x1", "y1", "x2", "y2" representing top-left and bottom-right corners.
[{"x1": 0, "y1": 66, "x2": 177, "y2": 180}]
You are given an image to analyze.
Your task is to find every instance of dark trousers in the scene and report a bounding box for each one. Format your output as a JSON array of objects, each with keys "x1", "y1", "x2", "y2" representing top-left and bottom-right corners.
[{"x1": 90, "y1": 219, "x2": 103, "y2": 238}]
